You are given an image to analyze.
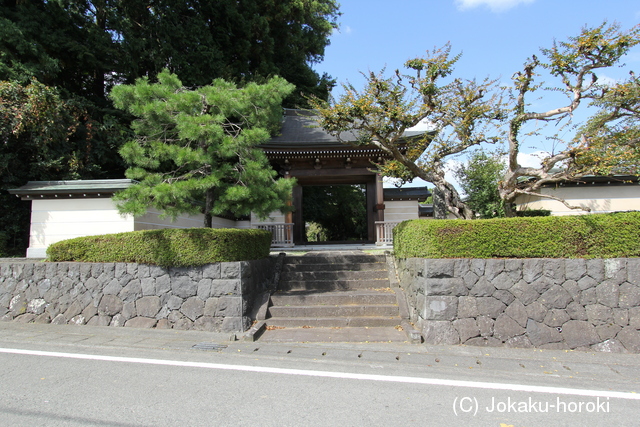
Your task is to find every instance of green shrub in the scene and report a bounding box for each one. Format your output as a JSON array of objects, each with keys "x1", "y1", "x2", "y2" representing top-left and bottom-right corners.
[
  {"x1": 515, "y1": 209, "x2": 551, "y2": 217},
  {"x1": 394, "y1": 212, "x2": 640, "y2": 259},
  {"x1": 46, "y1": 228, "x2": 272, "y2": 266}
]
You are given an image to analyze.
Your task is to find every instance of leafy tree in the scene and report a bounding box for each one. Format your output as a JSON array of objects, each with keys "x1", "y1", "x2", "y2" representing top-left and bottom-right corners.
[
  {"x1": 311, "y1": 45, "x2": 506, "y2": 219},
  {"x1": 302, "y1": 185, "x2": 367, "y2": 241},
  {"x1": 499, "y1": 22, "x2": 640, "y2": 214},
  {"x1": 454, "y1": 150, "x2": 506, "y2": 218},
  {"x1": 110, "y1": 70, "x2": 296, "y2": 227},
  {"x1": 0, "y1": 79, "x2": 113, "y2": 254}
]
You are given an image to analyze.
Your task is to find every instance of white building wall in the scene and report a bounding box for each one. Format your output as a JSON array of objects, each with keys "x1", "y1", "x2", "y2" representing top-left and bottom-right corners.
[
  {"x1": 385, "y1": 200, "x2": 420, "y2": 222},
  {"x1": 515, "y1": 185, "x2": 640, "y2": 216},
  {"x1": 27, "y1": 198, "x2": 135, "y2": 258},
  {"x1": 250, "y1": 211, "x2": 287, "y2": 225}
]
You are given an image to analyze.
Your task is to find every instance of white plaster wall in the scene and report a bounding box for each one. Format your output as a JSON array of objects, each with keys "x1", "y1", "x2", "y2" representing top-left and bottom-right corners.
[
  {"x1": 385, "y1": 200, "x2": 420, "y2": 222},
  {"x1": 27, "y1": 198, "x2": 134, "y2": 257},
  {"x1": 251, "y1": 210, "x2": 287, "y2": 224},
  {"x1": 134, "y1": 209, "x2": 211, "y2": 230},
  {"x1": 515, "y1": 185, "x2": 640, "y2": 215}
]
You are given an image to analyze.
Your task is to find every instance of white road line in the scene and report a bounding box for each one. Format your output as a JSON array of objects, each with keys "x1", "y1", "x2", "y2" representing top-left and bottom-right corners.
[{"x1": 1, "y1": 347, "x2": 638, "y2": 400}]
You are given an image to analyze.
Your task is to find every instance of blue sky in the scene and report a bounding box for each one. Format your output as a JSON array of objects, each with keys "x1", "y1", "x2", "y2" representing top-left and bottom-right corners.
[{"x1": 314, "y1": 0, "x2": 640, "y2": 189}]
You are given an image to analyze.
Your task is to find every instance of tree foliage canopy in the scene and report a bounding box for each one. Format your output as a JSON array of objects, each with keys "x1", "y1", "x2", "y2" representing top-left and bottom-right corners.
[
  {"x1": 310, "y1": 45, "x2": 506, "y2": 219},
  {"x1": 454, "y1": 150, "x2": 506, "y2": 219},
  {"x1": 110, "y1": 70, "x2": 296, "y2": 226}
]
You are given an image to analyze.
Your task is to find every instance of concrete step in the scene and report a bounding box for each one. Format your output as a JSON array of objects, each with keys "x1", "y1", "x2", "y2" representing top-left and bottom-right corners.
[
  {"x1": 281, "y1": 263, "x2": 386, "y2": 272},
  {"x1": 258, "y1": 326, "x2": 408, "y2": 343},
  {"x1": 278, "y1": 278, "x2": 391, "y2": 291},
  {"x1": 269, "y1": 304, "x2": 399, "y2": 318},
  {"x1": 284, "y1": 254, "x2": 386, "y2": 265},
  {"x1": 280, "y1": 269, "x2": 389, "y2": 282},
  {"x1": 270, "y1": 290, "x2": 397, "y2": 306},
  {"x1": 266, "y1": 316, "x2": 402, "y2": 328}
]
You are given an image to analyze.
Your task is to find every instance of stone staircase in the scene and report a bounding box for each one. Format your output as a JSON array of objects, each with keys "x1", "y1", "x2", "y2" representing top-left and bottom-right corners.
[{"x1": 265, "y1": 253, "x2": 404, "y2": 331}]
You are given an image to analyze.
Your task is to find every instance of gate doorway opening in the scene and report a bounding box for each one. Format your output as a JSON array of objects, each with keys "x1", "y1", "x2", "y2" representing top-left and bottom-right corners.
[{"x1": 302, "y1": 184, "x2": 367, "y2": 243}]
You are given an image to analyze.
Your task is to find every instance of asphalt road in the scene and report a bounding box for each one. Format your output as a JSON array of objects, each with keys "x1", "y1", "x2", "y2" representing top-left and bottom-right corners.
[{"x1": 0, "y1": 322, "x2": 638, "y2": 426}]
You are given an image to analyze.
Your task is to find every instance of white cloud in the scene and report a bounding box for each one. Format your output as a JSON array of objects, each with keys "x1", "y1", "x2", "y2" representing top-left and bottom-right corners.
[{"x1": 455, "y1": 0, "x2": 535, "y2": 12}]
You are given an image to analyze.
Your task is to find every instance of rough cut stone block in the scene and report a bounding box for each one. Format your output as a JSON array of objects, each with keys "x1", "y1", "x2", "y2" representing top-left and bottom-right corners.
[
  {"x1": 539, "y1": 285, "x2": 572, "y2": 309},
  {"x1": 202, "y1": 264, "x2": 221, "y2": 280},
  {"x1": 462, "y1": 271, "x2": 479, "y2": 290},
  {"x1": 149, "y1": 265, "x2": 167, "y2": 278},
  {"x1": 63, "y1": 300, "x2": 83, "y2": 320},
  {"x1": 166, "y1": 295, "x2": 183, "y2": 310},
  {"x1": 585, "y1": 304, "x2": 613, "y2": 326},
  {"x1": 562, "y1": 280, "x2": 581, "y2": 301},
  {"x1": 424, "y1": 259, "x2": 454, "y2": 278},
  {"x1": 124, "y1": 317, "x2": 157, "y2": 328},
  {"x1": 494, "y1": 313, "x2": 525, "y2": 342},
  {"x1": 122, "y1": 301, "x2": 136, "y2": 320},
  {"x1": 81, "y1": 304, "x2": 97, "y2": 320},
  {"x1": 452, "y1": 318, "x2": 480, "y2": 343},
  {"x1": 484, "y1": 259, "x2": 505, "y2": 281},
  {"x1": 470, "y1": 277, "x2": 495, "y2": 297},
  {"x1": 425, "y1": 278, "x2": 466, "y2": 296},
  {"x1": 180, "y1": 296, "x2": 205, "y2": 321},
  {"x1": 530, "y1": 277, "x2": 553, "y2": 294},
  {"x1": 156, "y1": 274, "x2": 171, "y2": 294},
  {"x1": 580, "y1": 288, "x2": 597, "y2": 306},
  {"x1": 109, "y1": 313, "x2": 125, "y2": 327},
  {"x1": 203, "y1": 298, "x2": 218, "y2": 318},
  {"x1": 422, "y1": 320, "x2": 460, "y2": 345},
  {"x1": 526, "y1": 299, "x2": 549, "y2": 323},
  {"x1": 565, "y1": 258, "x2": 587, "y2": 281},
  {"x1": 577, "y1": 276, "x2": 597, "y2": 291},
  {"x1": 34, "y1": 313, "x2": 51, "y2": 324},
  {"x1": 14, "y1": 313, "x2": 37, "y2": 323},
  {"x1": 103, "y1": 279, "x2": 123, "y2": 296},
  {"x1": 543, "y1": 259, "x2": 564, "y2": 282},
  {"x1": 591, "y1": 339, "x2": 628, "y2": 353},
  {"x1": 193, "y1": 316, "x2": 222, "y2": 332},
  {"x1": 210, "y1": 279, "x2": 241, "y2": 297},
  {"x1": 98, "y1": 295, "x2": 123, "y2": 316},
  {"x1": 526, "y1": 319, "x2": 562, "y2": 346},
  {"x1": 492, "y1": 272, "x2": 516, "y2": 290},
  {"x1": 493, "y1": 290, "x2": 515, "y2": 306},
  {"x1": 596, "y1": 281, "x2": 619, "y2": 308},
  {"x1": 27, "y1": 298, "x2": 46, "y2": 315},
  {"x1": 171, "y1": 276, "x2": 198, "y2": 299},
  {"x1": 221, "y1": 262, "x2": 241, "y2": 279},
  {"x1": 457, "y1": 296, "x2": 478, "y2": 318},
  {"x1": 522, "y1": 259, "x2": 544, "y2": 283},
  {"x1": 465, "y1": 337, "x2": 502, "y2": 347},
  {"x1": 215, "y1": 296, "x2": 244, "y2": 318},
  {"x1": 155, "y1": 319, "x2": 170, "y2": 329},
  {"x1": 627, "y1": 259, "x2": 640, "y2": 286},
  {"x1": 561, "y1": 320, "x2": 600, "y2": 349},
  {"x1": 141, "y1": 278, "x2": 156, "y2": 296},
  {"x1": 618, "y1": 283, "x2": 640, "y2": 309},
  {"x1": 453, "y1": 259, "x2": 471, "y2": 278},
  {"x1": 505, "y1": 334, "x2": 533, "y2": 348},
  {"x1": 136, "y1": 296, "x2": 161, "y2": 318},
  {"x1": 616, "y1": 327, "x2": 640, "y2": 353},
  {"x1": 586, "y1": 259, "x2": 605, "y2": 282},
  {"x1": 197, "y1": 279, "x2": 213, "y2": 300},
  {"x1": 51, "y1": 314, "x2": 67, "y2": 325},
  {"x1": 543, "y1": 309, "x2": 570, "y2": 327},
  {"x1": 87, "y1": 315, "x2": 111, "y2": 327},
  {"x1": 505, "y1": 300, "x2": 528, "y2": 328},
  {"x1": 119, "y1": 279, "x2": 142, "y2": 303},
  {"x1": 628, "y1": 307, "x2": 640, "y2": 329},
  {"x1": 566, "y1": 301, "x2": 588, "y2": 321},
  {"x1": 476, "y1": 297, "x2": 506, "y2": 319},
  {"x1": 9, "y1": 294, "x2": 27, "y2": 316},
  {"x1": 470, "y1": 259, "x2": 485, "y2": 276},
  {"x1": 477, "y1": 315, "x2": 494, "y2": 337},
  {"x1": 173, "y1": 317, "x2": 193, "y2": 330},
  {"x1": 221, "y1": 316, "x2": 249, "y2": 332},
  {"x1": 613, "y1": 308, "x2": 629, "y2": 327},
  {"x1": 596, "y1": 324, "x2": 621, "y2": 341},
  {"x1": 509, "y1": 281, "x2": 540, "y2": 306},
  {"x1": 422, "y1": 296, "x2": 458, "y2": 321},
  {"x1": 504, "y1": 259, "x2": 523, "y2": 281}
]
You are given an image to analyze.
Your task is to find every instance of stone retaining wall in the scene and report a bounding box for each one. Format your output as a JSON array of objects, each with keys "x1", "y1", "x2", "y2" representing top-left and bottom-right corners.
[
  {"x1": 0, "y1": 259, "x2": 274, "y2": 333},
  {"x1": 397, "y1": 258, "x2": 640, "y2": 353}
]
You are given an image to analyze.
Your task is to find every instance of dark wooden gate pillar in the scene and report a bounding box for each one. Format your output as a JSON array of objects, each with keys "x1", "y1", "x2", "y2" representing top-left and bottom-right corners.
[{"x1": 292, "y1": 185, "x2": 304, "y2": 244}]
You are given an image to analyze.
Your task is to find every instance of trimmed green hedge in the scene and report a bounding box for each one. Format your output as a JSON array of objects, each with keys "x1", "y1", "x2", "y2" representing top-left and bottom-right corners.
[
  {"x1": 394, "y1": 212, "x2": 640, "y2": 259},
  {"x1": 46, "y1": 228, "x2": 272, "y2": 266}
]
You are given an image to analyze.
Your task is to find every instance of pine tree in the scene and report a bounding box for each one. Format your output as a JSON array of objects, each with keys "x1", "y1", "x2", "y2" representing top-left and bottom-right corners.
[{"x1": 110, "y1": 70, "x2": 296, "y2": 227}]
